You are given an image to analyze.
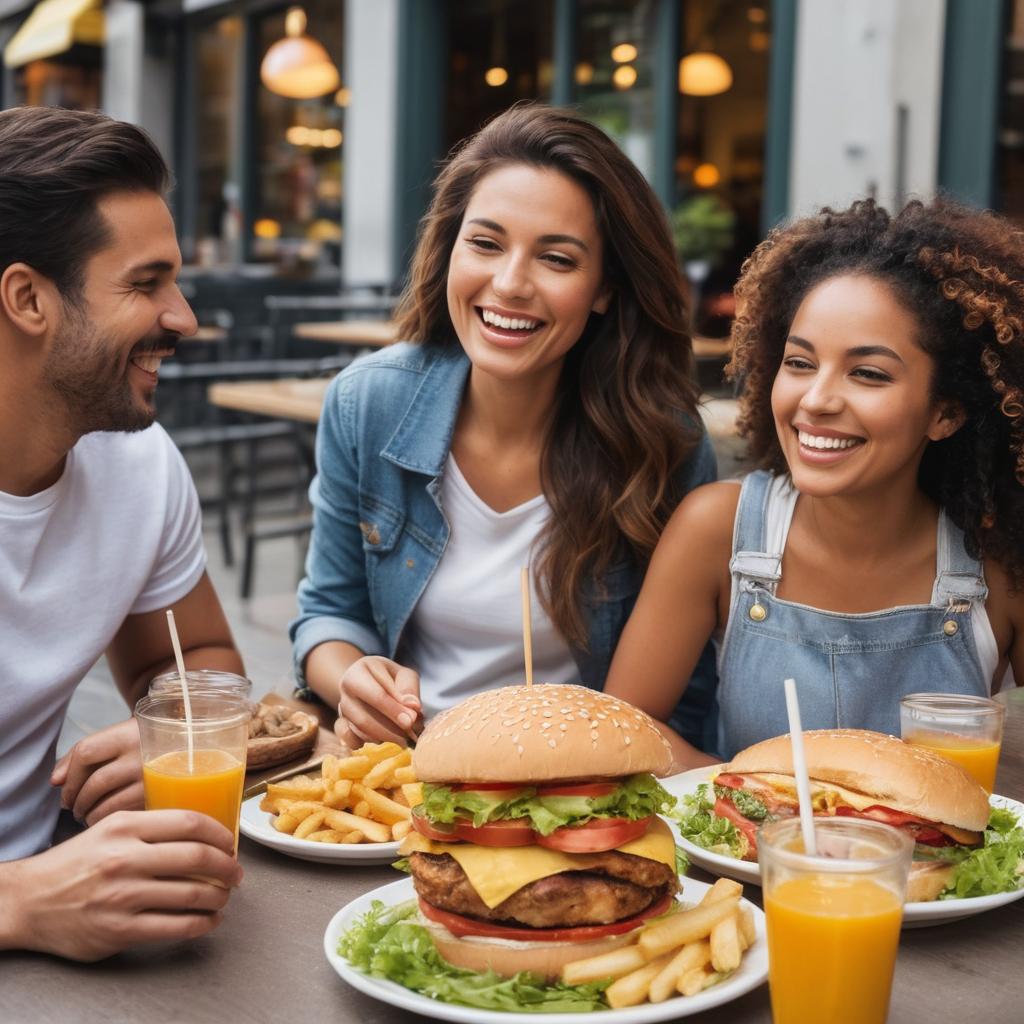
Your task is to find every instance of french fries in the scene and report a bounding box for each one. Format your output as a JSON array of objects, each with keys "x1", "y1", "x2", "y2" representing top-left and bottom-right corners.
[
  {"x1": 259, "y1": 742, "x2": 419, "y2": 845},
  {"x1": 560, "y1": 880, "x2": 758, "y2": 1009}
]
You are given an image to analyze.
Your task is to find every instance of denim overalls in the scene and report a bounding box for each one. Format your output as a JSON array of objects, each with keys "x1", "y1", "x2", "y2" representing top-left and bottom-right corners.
[{"x1": 716, "y1": 471, "x2": 990, "y2": 759}]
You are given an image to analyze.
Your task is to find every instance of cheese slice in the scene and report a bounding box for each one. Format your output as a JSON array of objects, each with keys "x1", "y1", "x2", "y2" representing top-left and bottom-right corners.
[
  {"x1": 399, "y1": 817, "x2": 676, "y2": 909},
  {"x1": 718, "y1": 771, "x2": 881, "y2": 812}
]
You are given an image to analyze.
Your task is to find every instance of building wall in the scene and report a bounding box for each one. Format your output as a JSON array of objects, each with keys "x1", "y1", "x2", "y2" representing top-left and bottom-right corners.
[{"x1": 789, "y1": 0, "x2": 946, "y2": 217}]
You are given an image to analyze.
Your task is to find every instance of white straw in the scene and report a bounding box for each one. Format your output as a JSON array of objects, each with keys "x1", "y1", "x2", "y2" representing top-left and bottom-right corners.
[
  {"x1": 520, "y1": 567, "x2": 534, "y2": 687},
  {"x1": 165, "y1": 609, "x2": 194, "y2": 773},
  {"x1": 783, "y1": 678, "x2": 817, "y2": 855}
]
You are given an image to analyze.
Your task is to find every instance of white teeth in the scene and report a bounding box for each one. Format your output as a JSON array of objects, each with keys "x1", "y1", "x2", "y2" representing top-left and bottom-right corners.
[
  {"x1": 131, "y1": 355, "x2": 163, "y2": 373},
  {"x1": 797, "y1": 430, "x2": 860, "y2": 450},
  {"x1": 481, "y1": 309, "x2": 540, "y2": 331}
]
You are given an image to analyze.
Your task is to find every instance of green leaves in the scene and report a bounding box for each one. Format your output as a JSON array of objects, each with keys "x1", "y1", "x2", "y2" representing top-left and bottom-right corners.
[
  {"x1": 669, "y1": 783, "x2": 749, "y2": 859},
  {"x1": 338, "y1": 900, "x2": 611, "y2": 1012},
  {"x1": 716, "y1": 785, "x2": 770, "y2": 822},
  {"x1": 936, "y1": 805, "x2": 1024, "y2": 900},
  {"x1": 420, "y1": 775, "x2": 674, "y2": 837}
]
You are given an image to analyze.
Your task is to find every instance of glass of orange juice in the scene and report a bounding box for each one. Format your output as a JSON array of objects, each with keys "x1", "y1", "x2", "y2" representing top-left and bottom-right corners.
[
  {"x1": 135, "y1": 690, "x2": 250, "y2": 853},
  {"x1": 760, "y1": 817, "x2": 913, "y2": 1024},
  {"x1": 899, "y1": 692, "x2": 1005, "y2": 792},
  {"x1": 149, "y1": 668, "x2": 252, "y2": 701}
]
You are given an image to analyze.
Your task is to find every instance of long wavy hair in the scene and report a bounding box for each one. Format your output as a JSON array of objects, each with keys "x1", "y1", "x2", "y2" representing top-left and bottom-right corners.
[
  {"x1": 728, "y1": 197, "x2": 1024, "y2": 587},
  {"x1": 395, "y1": 104, "x2": 702, "y2": 647}
]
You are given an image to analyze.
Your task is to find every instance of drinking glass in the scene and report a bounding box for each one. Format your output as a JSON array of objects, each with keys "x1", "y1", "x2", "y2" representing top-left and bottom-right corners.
[
  {"x1": 135, "y1": 691, "x2": 251, "y2": 853},
  {"x1": 899, "y1": 692, "x2": 1005, "y2": 792},
  {"x1": 760, "y1": 816, "x2": 913, "y2": 1024}
]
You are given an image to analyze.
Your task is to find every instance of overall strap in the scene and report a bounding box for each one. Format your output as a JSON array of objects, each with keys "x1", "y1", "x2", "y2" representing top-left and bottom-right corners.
[
  {"x1": 729, "y1": 470, "x2": 784, "y2": 593},
  {"x1": 932, "y1": 510, "x2": 988, "y2": 606}
]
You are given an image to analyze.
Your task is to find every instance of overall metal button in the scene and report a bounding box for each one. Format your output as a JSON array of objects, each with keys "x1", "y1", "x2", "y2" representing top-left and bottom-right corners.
[
  {"x1": 943, "y1": 619, "x2": 959, "y2": 636},
  {"x1": 749, "y1": 603, "x2": 767, "y2": 622}
]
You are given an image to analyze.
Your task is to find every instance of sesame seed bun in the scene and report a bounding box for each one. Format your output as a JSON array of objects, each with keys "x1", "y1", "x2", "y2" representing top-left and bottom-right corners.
[
  {"x1": 412, "y1": 684, "x2": 674, "y2": 783},
  {"x1": 722, "y1": 728, "x2": 990, "y2": 833}
]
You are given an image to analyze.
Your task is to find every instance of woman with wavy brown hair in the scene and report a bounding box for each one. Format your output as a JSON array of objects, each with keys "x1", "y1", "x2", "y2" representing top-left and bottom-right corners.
[
  {"x1": 606, "y1": 197, "x2": 1024, "y2": 764},
  {"x1": 290, "y1": 103, "x2": 717, "y2": 750}
]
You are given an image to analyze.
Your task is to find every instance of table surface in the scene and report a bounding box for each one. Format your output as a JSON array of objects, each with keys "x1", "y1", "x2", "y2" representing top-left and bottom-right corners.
[
  {"x1": 207, "y1": 377, "x2": 330, "y2": 424},
  {"x1": 4, "y1": 690, "x2": 1022, "y2": 1023},
  {"x1": 293, "y1": 320, "x2": 399, "y2": 346}
]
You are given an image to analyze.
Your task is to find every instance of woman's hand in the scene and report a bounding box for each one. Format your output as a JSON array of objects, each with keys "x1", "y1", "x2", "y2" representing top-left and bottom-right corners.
[
  {"x1": 0, "y1": 809, "x2": 242, "y2": 961},
  {"x1": 50, "y1": 718, "x2": 145, "y2": 826},
  {"x1": 335, "y1": 656, "x2": 423, "y2": 748}
]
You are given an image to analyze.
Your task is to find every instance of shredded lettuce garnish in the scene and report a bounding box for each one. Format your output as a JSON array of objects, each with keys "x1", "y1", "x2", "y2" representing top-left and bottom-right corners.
[
  {"x1": 668, "y1": 783, "x2": 749, "y2": 859},
  {"x1": 420, "y1": 773, "x2": 673, "y2": 837},
  {"x1": 338, "y1": 899, "x2": 610, "y2": 1012},
  {"x1": 920, "y1": 805, "x2": 1024, "y2": 900}
]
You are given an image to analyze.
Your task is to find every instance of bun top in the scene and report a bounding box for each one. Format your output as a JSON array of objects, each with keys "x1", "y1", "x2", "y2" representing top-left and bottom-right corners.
[
  {"x1": 413, "y1": 684, "x2": 674, "y2": 783},
  {"x1": 722, "y1": 729, "x2": 990, "y2": 832}
]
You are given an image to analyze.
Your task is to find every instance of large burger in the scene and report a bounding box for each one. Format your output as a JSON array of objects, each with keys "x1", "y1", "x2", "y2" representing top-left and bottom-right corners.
[
  {"x1": 696, "y1": 729, "x2": 993, "y2": 901},
  {"x1": 398, "y1": 684, "x2": 681, "y2": 979}
]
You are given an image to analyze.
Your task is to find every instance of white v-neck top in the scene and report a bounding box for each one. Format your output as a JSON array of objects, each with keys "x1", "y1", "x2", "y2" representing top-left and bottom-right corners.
[{"x1": 403, "y1": 455, "x2": 578, "y2": 717}]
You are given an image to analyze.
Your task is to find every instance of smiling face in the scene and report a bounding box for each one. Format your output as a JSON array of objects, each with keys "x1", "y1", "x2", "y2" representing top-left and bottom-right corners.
[
  {"x1": 42, "y1": 190, "x2": 196, "y2": 433},
  {"x1": 770, "y1": 274, "x2": 959, "y2": 498},
  {"x1": 445, "y1": 163, "x2": 610, "y2": 388}
]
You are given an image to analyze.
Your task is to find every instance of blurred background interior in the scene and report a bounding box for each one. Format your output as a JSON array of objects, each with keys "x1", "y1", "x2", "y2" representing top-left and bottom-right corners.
[{"x1": 1, "y1": 0, "x2": 1020, "y2": 715}]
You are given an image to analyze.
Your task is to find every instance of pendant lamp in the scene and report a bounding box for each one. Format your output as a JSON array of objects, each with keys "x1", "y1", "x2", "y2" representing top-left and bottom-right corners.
[{"x1": 260, "y1": 7, "x2": 340, "y2": 100}]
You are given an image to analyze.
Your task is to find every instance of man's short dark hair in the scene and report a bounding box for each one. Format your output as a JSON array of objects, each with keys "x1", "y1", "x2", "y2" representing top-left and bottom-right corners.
[{"x1": 0, "y1": 106, "x2": 169, "y2": 301}]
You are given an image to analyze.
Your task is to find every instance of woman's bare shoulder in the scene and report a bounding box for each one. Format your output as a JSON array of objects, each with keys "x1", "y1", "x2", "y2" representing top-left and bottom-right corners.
[{"x1": 662, "y1": 479, "x2": 742, "y2": 550}]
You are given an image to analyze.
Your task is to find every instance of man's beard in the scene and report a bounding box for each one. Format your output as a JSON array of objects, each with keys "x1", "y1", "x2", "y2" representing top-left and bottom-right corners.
[{"x1": 43, "y1": 305, "x2": 173, "y2": 435}]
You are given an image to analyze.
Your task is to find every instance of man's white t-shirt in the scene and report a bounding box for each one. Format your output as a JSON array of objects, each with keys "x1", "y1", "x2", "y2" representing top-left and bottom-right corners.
[
  {"x1": 0, "y1": 425, "x2": 206, "y2": 859},
  {"x1": 404, "y1": 455, "x2": 578, "y2": 718}
]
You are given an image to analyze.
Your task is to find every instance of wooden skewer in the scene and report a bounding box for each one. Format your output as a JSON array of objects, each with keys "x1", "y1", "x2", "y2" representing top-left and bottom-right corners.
[{"x1": 521, "y1": 567, "x2": 534, "y2": 687}]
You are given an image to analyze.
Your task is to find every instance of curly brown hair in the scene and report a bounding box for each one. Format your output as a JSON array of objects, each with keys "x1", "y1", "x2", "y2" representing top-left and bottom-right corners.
[
  {"x1": 728, "y1": 196, "x2": 1024, "y2": 586},
  {"x1": 394, "y1": 103, "x2": 702, "y2": 647}
]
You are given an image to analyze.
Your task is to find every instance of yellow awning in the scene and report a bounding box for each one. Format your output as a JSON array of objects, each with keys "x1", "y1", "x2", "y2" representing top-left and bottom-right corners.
[{"x1": 3, "y1": 0, "x2": 104, "y2": 69}]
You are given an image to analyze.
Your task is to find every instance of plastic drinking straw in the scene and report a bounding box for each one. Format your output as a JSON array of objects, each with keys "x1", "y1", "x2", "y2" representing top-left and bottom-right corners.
[
  {"x1": 783, "y1": 677, "x2": 817, "y2": 855},
  {"x1": 521, "y1": 567, "x2": 534, "y2": 687},
  {"x1": 165, "y1": 609, "x2": 194, "y2": 773}
]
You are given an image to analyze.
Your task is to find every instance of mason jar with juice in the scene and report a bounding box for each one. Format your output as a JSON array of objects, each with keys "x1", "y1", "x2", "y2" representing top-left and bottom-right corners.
[
  {"x1": 135, "y1": 690, "x2": 250, "y2": 852},
  {"x1": 760, "y1": 816, "x2": 913, "y2": 1024}
]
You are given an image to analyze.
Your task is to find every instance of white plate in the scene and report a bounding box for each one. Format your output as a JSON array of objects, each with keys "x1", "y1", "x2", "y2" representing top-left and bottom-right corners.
[
  {"x1": 662, "y1": 766, "x2": 1024, "y2": 927},
  {"x1": 324, "y1": 877, "x2": 767, "y2": 1023},
  {"x1": 239, "y1": 793, "x2": 400, "y2": 865}
]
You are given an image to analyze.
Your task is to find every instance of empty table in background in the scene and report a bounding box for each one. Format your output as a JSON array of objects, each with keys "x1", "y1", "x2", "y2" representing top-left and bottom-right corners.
[{"x1": 292, "y1": 320, "x2": 399, "y2": 347}]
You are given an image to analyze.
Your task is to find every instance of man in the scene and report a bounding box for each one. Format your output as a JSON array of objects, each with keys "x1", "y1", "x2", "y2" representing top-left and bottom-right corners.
[{"x1": 0, "y1": 107, "x2": 243, "y2": 960}]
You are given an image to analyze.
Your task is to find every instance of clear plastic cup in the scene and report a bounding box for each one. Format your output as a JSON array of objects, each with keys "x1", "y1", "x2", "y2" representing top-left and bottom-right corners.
[
  {"x1": 760, "y1": 816, "x2": 913, "y2": 1024},
  {"x1": 899, "y1": 692, "x2": 1005, "y2": 792},
  {"x1": 149, "y1": 668, "x2": 253, "y2": 701},
  {"x1": 135, "y1": 690, "x2": 251, "y2": 854}
]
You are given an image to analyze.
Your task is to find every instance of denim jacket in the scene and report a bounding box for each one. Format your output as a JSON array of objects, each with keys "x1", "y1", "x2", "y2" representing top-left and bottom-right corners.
[{"x1": 290, "y1": 342, "x2": 720, "y2": 748}]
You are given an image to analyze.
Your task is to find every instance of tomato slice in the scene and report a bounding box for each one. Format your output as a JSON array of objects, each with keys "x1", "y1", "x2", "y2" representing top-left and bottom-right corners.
[
  {"x1": 536, "y1": 816, "x2": 651, "y2": 853},
  {"x1": 418, "y1": 894, "x2": 673, "y2": 943},
  {"x1": 833, "y1": 805, "x2": 953, "y2": 846},
  {"x1": 450, "y1": 818, "x2": 536, "y2": 847},
  {"x1": 536, "y1": 782, "x2": 619, "y2": 798},
  {"x1": 411, "y1": 810, "x2": 460, "y2": 843},
  {"x1": 449, "y1": 782, "x2": 528, "y2": 793},
  {"x1": 713, "y1": 796, "x2": 760, "y2": 858}
]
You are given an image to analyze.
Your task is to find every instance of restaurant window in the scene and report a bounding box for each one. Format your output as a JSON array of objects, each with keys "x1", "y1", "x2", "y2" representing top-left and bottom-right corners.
[
  {"x1": 997, "y1": 0, "x2": 1024, "y2": 226},
  {"x1": 674, "y1": 0, "x2": 770, "y2": 338},
  {"x1": 254, "y1": 1, "x2": 344, "y2": 271},
  {"x1": 575, "y1": 0, "x2": 658, "y2": 181},
  {"x1": 194, "y1": 15, "x2": 243, "y2": 267},
  {"x1": 444, "y1": 0, "x2": 554, "y2": 151},
  {"x1": 13, "y1": 48, "x2": 101, "y2": 109}
]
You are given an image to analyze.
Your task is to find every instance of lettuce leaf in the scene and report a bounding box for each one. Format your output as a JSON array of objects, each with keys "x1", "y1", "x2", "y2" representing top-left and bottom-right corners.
[
  {"x1": 420, "y1": 774, "x2": 673, "y2": 837},
  {"x1": 338, "y1": 899, "x2": 610, "y2": 1012},
  {"x1": 668, "y1": 783, "x2": 749, "y2": 859},
  {"x1": 936, "y1": 805, "x2": 1024, "y2": 900}
]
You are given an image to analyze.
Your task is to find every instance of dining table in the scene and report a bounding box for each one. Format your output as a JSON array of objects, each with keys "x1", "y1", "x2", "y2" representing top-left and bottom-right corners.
[{"x1": 4, "y1": 688, "x2": 1022, "y2": 1023}]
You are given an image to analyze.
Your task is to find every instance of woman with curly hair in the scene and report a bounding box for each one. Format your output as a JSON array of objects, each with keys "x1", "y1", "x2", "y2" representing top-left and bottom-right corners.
[
  {"x1": 290, "y1": 104, "x2": 717, "y2": 748},
  {"x1": 605, "y1": 197, "x2": 1024, "y2": 765}
]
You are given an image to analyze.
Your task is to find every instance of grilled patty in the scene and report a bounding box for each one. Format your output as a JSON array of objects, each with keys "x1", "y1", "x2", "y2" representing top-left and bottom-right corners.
[{"x1": 410, "y1": 850, "x2": 678, "y2": 928}]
